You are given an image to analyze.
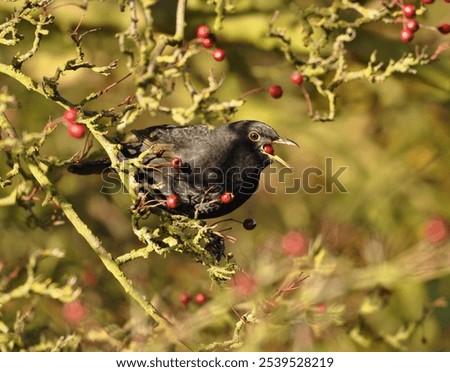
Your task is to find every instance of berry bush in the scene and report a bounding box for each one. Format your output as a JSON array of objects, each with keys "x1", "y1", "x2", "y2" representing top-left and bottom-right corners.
[{"x1": 0, "y1": 0, "x2": 449, "y2": 351}]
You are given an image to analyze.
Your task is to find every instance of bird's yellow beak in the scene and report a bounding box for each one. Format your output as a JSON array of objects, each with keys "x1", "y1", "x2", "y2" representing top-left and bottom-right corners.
[
  {"x1": 262, "y1": 136, "x2": 298, "y2": 170},
  {"x1": 273, "y1": 136, "x2": 299, "y2": 147}
]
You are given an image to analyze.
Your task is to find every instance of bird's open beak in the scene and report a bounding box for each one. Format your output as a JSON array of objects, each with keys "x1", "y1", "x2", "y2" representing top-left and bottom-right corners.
[
  {"x1": 266, "y1": 136, "x2": 299, "y2": 170},
  {"x1": 273, "y1": 136, "x2": 299, "y2": 147}
]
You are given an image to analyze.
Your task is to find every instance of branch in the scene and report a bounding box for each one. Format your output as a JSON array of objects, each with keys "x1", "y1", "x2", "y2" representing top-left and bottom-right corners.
[{"x1": 25, "y1": 153, "x2": 191, "y2": 351}]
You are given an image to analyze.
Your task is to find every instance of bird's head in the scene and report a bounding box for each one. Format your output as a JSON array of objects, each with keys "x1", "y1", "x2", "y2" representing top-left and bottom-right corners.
[{"x1": 226, "y1": 120, "x2": 299, "y2": 169}]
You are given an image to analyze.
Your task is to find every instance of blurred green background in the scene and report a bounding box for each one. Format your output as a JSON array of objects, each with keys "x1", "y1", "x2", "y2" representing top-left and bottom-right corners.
[{"x1": 0, "y1": 0, "x2": 449, "y2": 351}]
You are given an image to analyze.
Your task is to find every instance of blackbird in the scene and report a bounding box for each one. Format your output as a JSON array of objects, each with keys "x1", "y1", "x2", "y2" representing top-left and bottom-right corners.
[{"x1": 68, "y1": 120, "x2": 298, "y2": 219}]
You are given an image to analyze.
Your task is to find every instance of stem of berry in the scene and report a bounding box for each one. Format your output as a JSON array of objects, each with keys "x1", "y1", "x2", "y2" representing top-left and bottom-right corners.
[{"x1": 239, "y1": 87, "x2": 264, "y2": 100}]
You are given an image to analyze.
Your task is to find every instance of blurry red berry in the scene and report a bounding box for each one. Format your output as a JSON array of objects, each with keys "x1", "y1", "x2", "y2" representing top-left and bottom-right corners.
[
  {"x1": 445, "y1": 0, "x2": 450, "y2": 3},
  {"x1": 170, "y1": 157, "x2": 183, "y2": 169},
  {"x1": 405, "y1": 19, "x2": 419, "y2": 32},
  {"x1": 201, "y1": 37, "x2": 214, "y2": 48},
  {"x1": 220, "y1": 192, "x2": 234, "y2": 204},
  {"x1": 290, "y1": 71, "x2": 304, "y2": 85},
  {"x1": 316, "y1": 304, "x2": 326, "y2": 313},
  {"x1": 82, "y1": 269, "x2": 97, "y2": 287},
  {"x1": 212, "y1": 48, "x2": 226, "y2": 61},
  {"x1": 196, "y1": 25, "x2": 210, "y2": 39},
  {"x1": 232, "y1": 272, "x2": 257, "y2": 296},
  {"x1": 67, "y1": 123, "x2": 86, "y2": 138},
  {"x1": 282, "y1": 231, "x2": 307, "y2": 257},
  {"x1": 166, "y1": 195, "x2": 179, "y2": 209},
  {"x1": 437, "y1": 23, "x2": 450, "y2": 35},
  {"x1": 402, "y1": 3, "x2": 416, "y2": 19},
  {"x1": 424, "y1": 216, "x2": 449, "y2": 244},
  {"x1": 268, "y1": 84, "x2": 283, "y2": 98},
  {"x1": 400, "y1": 29, "x2": 414, "y2": 43},
  {"x1": 263, "y1": 143, "x2": 274, "y2": 155},
  {"x1": 63, "y1": 108, "x2": 78, "y2": 124},
  {"x1": 63, "y1": 300, "x2": 87, "y2": 324},
  {"x1": 194, "y1": 292, "x2": 207, "y2": 305},
  {"x1": 179, "y1": 293, "x2": 191, "y2": 305},
  {"x1": 421, "y1": 0, "x2": 434, "y2": 4}
]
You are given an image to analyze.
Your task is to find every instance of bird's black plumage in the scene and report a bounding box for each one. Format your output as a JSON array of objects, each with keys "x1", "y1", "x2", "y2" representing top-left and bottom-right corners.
[{"x1": 68, "y1": 120, "x2": 298, "y2": 219}]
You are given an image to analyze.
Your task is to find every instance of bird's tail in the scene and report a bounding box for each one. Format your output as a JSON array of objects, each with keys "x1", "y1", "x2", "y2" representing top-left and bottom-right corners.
[{"x1": 68, "y1": 159, "x2": 112, "y2": 175}]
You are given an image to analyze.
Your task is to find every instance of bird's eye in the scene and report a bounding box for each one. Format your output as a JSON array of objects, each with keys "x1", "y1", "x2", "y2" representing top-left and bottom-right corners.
[{"x1": 248, "y1": 131, "x2": 260, "y2": 142}]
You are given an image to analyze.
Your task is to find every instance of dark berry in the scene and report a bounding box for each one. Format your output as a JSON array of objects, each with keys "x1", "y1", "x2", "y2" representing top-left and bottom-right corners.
[
  {"x1": 405, "y1": 19, "x2": 419, "y2": 33},
  {"x1": 67, "y1": 123, "x2": 86, "y2": 138},
  {"x1": 201, "y1": 37, "x2": 214, "y2": 48},
  {"x1": 63, "y1": 108, "x2": 78, "y2": 124},
  {"x1": 290, "y1": 71, "x2": 304, "y2": 85},
  {"x1": 220, "y1": 192, "x2": 234, "y2": 204},
  {"x1": 196, "y1": 25, "x2": 210, "y2": 39},
  {"x1": 166, "y1": 194, "x2": 179, "y2": 209},
  {"x1": 402, "y1": 3, "x2": 416, "y2": 19},
  {"x1": 179, "y1": 293, "x2": 191, "y2": 305},
  {"x1": 194, "y1": 292, "x2": 207, "y2": 305},
  {"x1": 400, "y1": 29, "x2": 414, "y2": 43},
  {"x1": 437, "y1": 23, "x2": 450, "y2": 35},
  {"x1": 212, "y1": 48, "x2": 226, "y2": 61},
  {"x1": 421, "y1": 0, "x2": 434, "y2": 4},
  {"x1": 243, "y1": 218, "x2": 257, "y2": 230},
  {"x1": 263, "y1": 143, "x2": 274, "y2": 155},
  {"x1": 268, "y1": 84, "x2": 283, "y2": 98},
  {"x1": 170, "y1": 157, "x2": 183, "y2": 169}
]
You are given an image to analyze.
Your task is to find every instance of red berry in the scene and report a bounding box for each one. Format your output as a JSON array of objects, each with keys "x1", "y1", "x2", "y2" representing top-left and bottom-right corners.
[
  {"x1": 400, "y1": 29, "x2": 414, "y2": 43},
  {"x1": 196, "y1": 25, "x2": 210, "y2": 39},
  {"x1": 170, "y1": 157, "x2": 183, "y2": 169},
  {"x1": 220, "y1": 192, "x2": 234, "y2": 204},
  {"x1": 232, "y1": 273, "x2": 257, "y2": 297},
  {"x1": 282, "y1": 231, "x2": 307, "y2": 257},
  {"x1": 268, "y1": 84, "x2": 283, "y2": 98},
  {"x1": 316, "y1": 304, "x2": 326, "y2": 313},
  {"x1": 402, "y1": 3, "x2": 416, "y2": 19},
  {"x1": 421, "y1": 0, "x2": 434, "y2": 4},
  {"x1": 212, "y1": 48, "x2": 226, "y2": 61},
  {"x1": 67, "y1": 123, "x2": 86, "y2": 138},
  {"x1": 445, "y1": 0, "x2": 450, "y2": 3},
  {"x1": 201, "y1": 37, "x2": 214, "y2": 48},
  {"x1": 63, "y1": 108, "x2": 78, "y2": 124},
  {"x1": 262, "y1": 143, "x2": 274, "y2": 155},
  {"x1": 290, "y1": 71, "x2": 304, "y2": 85},
  {"x1": 166, "y1": 194, "x2": 179, "y2": 209},
  {"x1": 179, "y1": 293, "x2": 191, "y2": 305},
  {"x1": 424, "y1": 216, "x2": 449, "y2": 244},
  {"x1": 194, "y1": 292, "x2": 207, "y2": 305},
  {"x1": 437, "y1": 23, "x2": 450, "y2": 35},
  {"x1": 405, "y1": 19, "x2": 419, "y2": 33},
  {"x1": 62, "y1": 300, "x2": 87, "y2": 324},
  {"x1": 82, "y1": 269, "x2": 97, "y2": 287}
]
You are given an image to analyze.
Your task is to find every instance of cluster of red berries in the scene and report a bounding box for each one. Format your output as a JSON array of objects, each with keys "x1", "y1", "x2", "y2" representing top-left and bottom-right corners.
[
  {"x1": 267, "y1": 71, "x2": 305, "y2": 100},
  {"x1": 398, "y1": 1, "x2": 450, "y2": 43},
  {"x1": 196, "y1": 25, "x2": 225, "y2": 62},
  {"x1": 179, "y1": 292, "x2": 208, "y2": 305},
  {"x1": 63, "y1": 108, "x2": 86, "y2": 139}
]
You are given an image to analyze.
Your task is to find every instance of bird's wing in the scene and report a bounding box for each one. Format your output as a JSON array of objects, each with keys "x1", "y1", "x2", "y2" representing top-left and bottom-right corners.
[{"x1": 131, "y1": 125, "x2": 210, "y2": 149}]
